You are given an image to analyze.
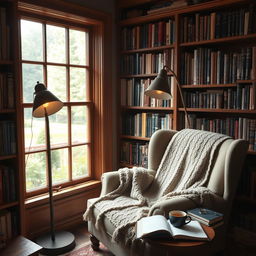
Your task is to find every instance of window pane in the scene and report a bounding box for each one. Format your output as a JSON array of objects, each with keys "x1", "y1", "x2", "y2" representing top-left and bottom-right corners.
[
  {"x1": 47, "y1": 25, "x2": 66, "y2": 63},
  {"x1": 70, "y1": 68, "x2": 87, "y2": 101},
  {"x1": 52, "y1": 148, "x2": 69, "y2": 184},
  {"x1": 71, "y1": 106, "x2": 88, "y2": 144},
  {"x1": 69, "y1": 29, "x2": 87, "y2": 65},
  {"x1": 24, "y1": 108, "x2": 46, "y2": 152},
  {"x1": 26, "y1": 152, "x2": 46, "y2": 191},
  {"x1": 72, "y1": 145, "x2": 88, "y2": 178},
  {"x1": 47, "y1": 65, "x2": 67, "y2": 102},
  {"x1": 22, "y1": 64, "x2": 44, "y2": 103},
  {"x1": 49, "y1": 107, "x2": 68, "y2": 146},
  {"x1": 21, "y1": 20, "x2": 43, "y2": 61}
]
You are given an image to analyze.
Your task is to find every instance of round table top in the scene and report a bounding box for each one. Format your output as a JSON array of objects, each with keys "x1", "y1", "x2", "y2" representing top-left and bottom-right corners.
[{"x1": 147, "y1": 224, "x2": 215, "y2": 248}]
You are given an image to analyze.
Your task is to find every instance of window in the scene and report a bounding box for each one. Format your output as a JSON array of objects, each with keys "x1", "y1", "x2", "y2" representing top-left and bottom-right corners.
[{"x1": 20, "y1": 18, "x2": 92, "y2": 195}]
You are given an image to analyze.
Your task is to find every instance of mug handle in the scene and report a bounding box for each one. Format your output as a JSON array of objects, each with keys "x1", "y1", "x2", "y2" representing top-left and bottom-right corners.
[{"x1": 185, "y1": 216, "x2": 192, "y2": 225}]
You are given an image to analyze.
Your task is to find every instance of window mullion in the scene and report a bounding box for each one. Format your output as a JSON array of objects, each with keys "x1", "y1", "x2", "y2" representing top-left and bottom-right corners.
[{"x1": 66, "y1": 27, "x2": 72, "y2": 182}]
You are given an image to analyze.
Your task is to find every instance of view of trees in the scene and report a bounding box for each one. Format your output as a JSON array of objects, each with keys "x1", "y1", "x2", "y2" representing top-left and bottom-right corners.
[{"x1": 21, "y1": 19, "x2": 89, "y2": 192}]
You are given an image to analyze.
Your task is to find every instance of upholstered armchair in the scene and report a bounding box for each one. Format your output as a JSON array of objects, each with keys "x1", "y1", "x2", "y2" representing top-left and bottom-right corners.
[{"x1": 86, "y1": 129, "x2": 248, "y2": 256}]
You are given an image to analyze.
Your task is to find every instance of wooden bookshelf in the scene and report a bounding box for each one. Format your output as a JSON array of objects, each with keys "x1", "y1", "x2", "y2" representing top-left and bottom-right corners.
[
  {"x1": 0, "y1": 0, "x2": 21, "y2": 245},
  {"x1": 117, "y1": 0, "x2": 256, "y2": 243}
]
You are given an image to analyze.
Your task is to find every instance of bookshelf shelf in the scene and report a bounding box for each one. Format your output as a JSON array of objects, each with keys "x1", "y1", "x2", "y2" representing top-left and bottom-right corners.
[
  {"x1": 120, "y1": 72, "x2": 174, "y2": 78},
  {"x1": 120, "y1": 73, "x2": 159, "y2": 78},
  {"x1": 120, "y1": 163, "x2": 135, "y2": 168},
  {"x1": 0, "y1": 60, "x2": 14, "y2": 65},
  {"x1": 0, "y1": 109, "x2": 16, "y2": 113},
  {"x1": 181, "y1": 83, "x2": 237, "y2": 89},
  {"x1": 0, "y1": 155, "x2": 16, "y2": 160},
  {"x1": 180, "y1": 34, "x2": 256, "y2": 47},
  {"x1": 179, "y1": 108, "x2": 256, "y2": 114},
  {"x1": 121, "y1": 45, "x2": 175, "y2": 54},
  {"x1": 121, "y1": 135, "x2": 150, "y2": 141},
  {"x1": 248, "y1": 150, "x2": 256, "y2": 155},
  {"x1": 122, "y1": 106, "x2": 173, "y2": 111},
  {"x1": 0, "y1": 201, "x2": 19, "y2": 211}
]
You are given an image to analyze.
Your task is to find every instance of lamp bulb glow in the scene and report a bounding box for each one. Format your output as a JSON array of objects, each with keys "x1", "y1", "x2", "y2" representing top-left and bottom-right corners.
[{"x1": 43, "y1": 103, "x2": 49, "y2": 108}]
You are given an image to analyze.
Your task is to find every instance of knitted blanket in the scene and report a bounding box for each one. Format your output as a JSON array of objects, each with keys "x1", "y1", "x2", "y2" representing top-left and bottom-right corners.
[{"x1": 84, "y1": 129, "x2": 229, "y2": 244}]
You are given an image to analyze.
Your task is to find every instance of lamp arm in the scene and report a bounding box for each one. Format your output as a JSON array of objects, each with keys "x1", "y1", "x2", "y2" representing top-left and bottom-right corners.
[{"x1": 163, "y1": 65, "x2": 191, "y2": 129}]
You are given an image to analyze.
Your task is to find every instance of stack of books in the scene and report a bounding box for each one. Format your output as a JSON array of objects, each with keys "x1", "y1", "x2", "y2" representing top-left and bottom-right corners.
[{"x1": 187, "y1": 208, "x2": 224, "y2": 228}]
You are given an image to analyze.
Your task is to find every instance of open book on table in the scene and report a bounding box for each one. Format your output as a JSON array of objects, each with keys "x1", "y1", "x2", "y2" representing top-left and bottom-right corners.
[{"x1": 136, "y1": 215, "x2": 210, "y2": 241}]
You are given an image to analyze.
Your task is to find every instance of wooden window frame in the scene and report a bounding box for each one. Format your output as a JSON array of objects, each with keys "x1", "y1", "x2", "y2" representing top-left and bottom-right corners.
[{"x1": 17, "y1": 0, "x2": 113, "y2": 201}]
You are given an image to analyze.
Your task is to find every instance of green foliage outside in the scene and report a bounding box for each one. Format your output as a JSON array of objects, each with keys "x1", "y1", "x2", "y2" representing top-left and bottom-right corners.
[{"x1": 21, "y1": 20, "x2": 89, "y2": 191}]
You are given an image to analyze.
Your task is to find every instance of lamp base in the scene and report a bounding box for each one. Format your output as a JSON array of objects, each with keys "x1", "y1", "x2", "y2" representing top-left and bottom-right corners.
[{"x1": 36, "y1": 230, "x2": 75, "y2": 255}]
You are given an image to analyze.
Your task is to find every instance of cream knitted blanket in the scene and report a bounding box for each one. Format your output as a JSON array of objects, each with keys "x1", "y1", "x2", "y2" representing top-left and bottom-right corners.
[{"x1": 84, "y1": 129, "x2": 229, "y2": 244}]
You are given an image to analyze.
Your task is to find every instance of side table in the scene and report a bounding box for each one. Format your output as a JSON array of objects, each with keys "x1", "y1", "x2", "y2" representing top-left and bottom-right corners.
[
  {"x1": 1, "y1": 236, "x2": 42, "y2": 256},
  {"x1": 143, "y1": 224, "x2": 215, "y2": 256}
]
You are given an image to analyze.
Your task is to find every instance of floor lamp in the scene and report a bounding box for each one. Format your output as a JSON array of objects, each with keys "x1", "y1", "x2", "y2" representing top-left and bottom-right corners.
[
  {"x1": 33, "y1": 82, "x2": 75, "y2": 255},
  {"x1": 145, "y1": 65, "x2": 191, "y2": 128}
]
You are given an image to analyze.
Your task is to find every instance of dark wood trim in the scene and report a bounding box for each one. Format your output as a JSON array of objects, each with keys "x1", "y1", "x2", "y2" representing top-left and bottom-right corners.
[{"x1": 15, "y1": 0, "x2": 113, "y2": 237}]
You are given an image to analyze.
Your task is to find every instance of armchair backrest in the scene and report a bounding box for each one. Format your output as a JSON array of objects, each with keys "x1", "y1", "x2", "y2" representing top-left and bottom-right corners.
[{"x1": 148, "y1": 129, "x2": 248, "y2": 215}]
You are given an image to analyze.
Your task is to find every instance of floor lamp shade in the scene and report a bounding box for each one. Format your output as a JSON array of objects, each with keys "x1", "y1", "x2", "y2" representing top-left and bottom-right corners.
[
  {"x1": 33, "y1": 82, "x2": 63, "y2": 117},
  {"x1": 144, "y1": 69, "x2": 172, "y2": 100},
  {"x1": 32, "y1": 82, "x2": 75, "y2": 255}
]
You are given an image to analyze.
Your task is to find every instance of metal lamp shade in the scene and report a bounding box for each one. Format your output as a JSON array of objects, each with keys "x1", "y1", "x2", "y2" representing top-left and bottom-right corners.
[
  {"x1": 145, "y1": 69, "x2": 172, "y2": 100},
  {"x1": 33, "y1": 82, "x2": 63, "y2": 118}
]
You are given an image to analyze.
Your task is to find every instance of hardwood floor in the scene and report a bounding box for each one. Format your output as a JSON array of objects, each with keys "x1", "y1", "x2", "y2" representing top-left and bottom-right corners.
[
  {"x1": 39, "y1": 223, "x2": 256, "y2": 256},
  {"x1": 39, "y1": 223, "x2": 113, "y2": 256}
]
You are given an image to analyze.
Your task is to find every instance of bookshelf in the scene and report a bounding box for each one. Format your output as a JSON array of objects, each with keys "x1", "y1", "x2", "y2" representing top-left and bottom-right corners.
[
  {"x1": 117, "y1": 0, "x2": 256, "y2": 249},
  {"x1": 0, "y1": 0, "x2": 20, "y2": 249}
]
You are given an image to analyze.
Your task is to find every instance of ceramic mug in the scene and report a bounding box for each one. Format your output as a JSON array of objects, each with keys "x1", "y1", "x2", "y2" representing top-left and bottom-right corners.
[{"x1": 169, "y1": 210, "x2": 192, "y2": 228}]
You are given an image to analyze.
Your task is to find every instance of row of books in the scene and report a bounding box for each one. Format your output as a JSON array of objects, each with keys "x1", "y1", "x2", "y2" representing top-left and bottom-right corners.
[
  {"x1": 183, "y1": 83, "x2": 256, "y2": 110},
  {"x1": 0, "y1": 7, "x2": 11, "y2": 61},
  {"x1": 123, "y1": 113, "x2": 173, "y2": 138},
  {"x1": 181, "y1": 6, "x2": 256, "y2": 42},
  {"x1": 121, "y1": 19, "x2": 175, "y2": 50},
  {"x1": 185, "y1": 115, "x2": 256, "y2": 151},
  {"x1": 0, "y1": 165, "x2": 17, "y2": 204},
  {"x1": 0, "y1": 72, "x2": 15, "y2": 110},
  {"x1": 0, "y1": 209, "x2": 19, "y2": 248},
  {"x1": 238, "y1": 157, "x2": 256, "y2": 199},
  {"x1": 0, "y1": 121, "x2": 16, "y2": 156},
  {"x1": 121, "y1": 49, "x2": 174, "y2": 75},
  {"x1": 120, "y1": 78, "x2": 173, "y2": 108},
  {"x1": 120, "y1": 141, "x2": 148, "y2": 167},
  {"x1": 181, "y1": 47, "x2": 256, "y2": 85}
]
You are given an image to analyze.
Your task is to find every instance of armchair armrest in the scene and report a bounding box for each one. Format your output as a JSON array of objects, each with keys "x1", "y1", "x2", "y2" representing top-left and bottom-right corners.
[
  {"x1": 100, "y1": 171, "x2": 120, "y2": 196},
  {"x1": 149, "y1": 197, "x2": 196, "y2": 217},
  {"x1": 149, "y1": 193, "x2": 227, "y2": 218}
]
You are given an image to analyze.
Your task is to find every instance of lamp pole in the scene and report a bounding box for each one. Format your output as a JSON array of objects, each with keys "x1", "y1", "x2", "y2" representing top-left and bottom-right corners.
[
  {"x1": 44, "y1": 107, "x2": 55, "y2": 242},
  {"x1": 33, "y1": 82, "x2": 75, "y2": 255}
]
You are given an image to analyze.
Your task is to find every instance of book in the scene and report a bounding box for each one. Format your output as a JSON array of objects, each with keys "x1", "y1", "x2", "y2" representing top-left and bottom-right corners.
[
  {"x1": 136, "y1": 215, "x2": 209, "y2": 241},
  {"x1": 187, "y1": 208, "x2": 223, "y2": 225}
]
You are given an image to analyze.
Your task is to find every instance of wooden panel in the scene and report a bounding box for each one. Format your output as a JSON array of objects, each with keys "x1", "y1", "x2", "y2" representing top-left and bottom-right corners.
[{"x1": 25, "y1": 185, "x2": 101, "y2": 238}]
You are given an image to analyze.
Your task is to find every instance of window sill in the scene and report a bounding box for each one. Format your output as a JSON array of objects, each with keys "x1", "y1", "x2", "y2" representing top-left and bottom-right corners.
[{"x1": 25, "y1": 180, "x2": 101, "y2": 209}]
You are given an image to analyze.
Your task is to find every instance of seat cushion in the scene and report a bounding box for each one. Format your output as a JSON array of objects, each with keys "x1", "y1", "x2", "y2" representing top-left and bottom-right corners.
[{"x1": 88, "y1": 197, "x2": 140, "y2": 237}]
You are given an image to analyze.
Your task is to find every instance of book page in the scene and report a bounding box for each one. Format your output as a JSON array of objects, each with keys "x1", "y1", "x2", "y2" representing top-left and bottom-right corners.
[
  {"x1": 168, "y1": 220, "x2": 209, "y2": 240},
  {"x1": 136, "y1": 215, "x2": 171, "y2": 239}
]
